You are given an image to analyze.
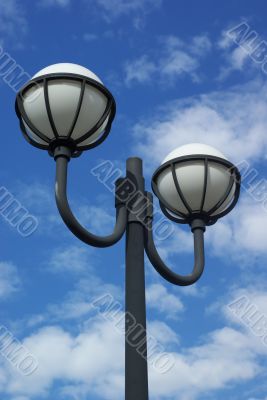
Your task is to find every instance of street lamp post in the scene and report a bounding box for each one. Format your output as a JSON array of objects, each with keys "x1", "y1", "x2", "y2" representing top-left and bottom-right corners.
[{"x1": 15, "y1": 63, "x2": 241, "y2": 400}]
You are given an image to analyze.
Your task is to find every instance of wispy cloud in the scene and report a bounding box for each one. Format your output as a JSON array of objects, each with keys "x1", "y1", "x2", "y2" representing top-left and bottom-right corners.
[
  {"x1": 133, "y1": 78, "x2": 267, "y2": 165},
  {"x1": 0, "y1": 261, "x2": 21, "y2": 299},
  {"x1": 89, "y1": 0, "x2": 162, "y2": 20},
  {"x1": 39, "y1": 0, "x2": 70, "y2": 7},
  {"x1": 218, "y1": 28, "x2": 251, "y2": 79},
  {"x1": 83, "y1": 33, "x2": 98, "y2": 42},
  {"x1": 47, "y1": 245, "x2": 93, "y2": 274},
  {"x1": 146, "y1": 283, "x2": 184, "y2": 319},
  {"x1": 0, "y1": 0, "x2": 27, "y2": 44},
  {"x1": 207, "y1": 198, "x2": 267, "y2": 264},
  {"x1": 217, "y1": 22, "x2": 267, "y2": 80},
  {"x1": 124, "y1": 55, "x2": 157, "y2": 85},
  {"x1": 124, "y1": 34, "x2": 212, "y2": 86}
]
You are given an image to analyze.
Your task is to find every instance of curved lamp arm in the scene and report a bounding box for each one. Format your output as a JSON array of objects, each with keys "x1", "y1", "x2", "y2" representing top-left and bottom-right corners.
[
  {"x1": 144, "y1": 193, "x2": 205, "y2": 286},
  {"x1": 54, "y1": 149, "x2": 127, "y2": 248}
]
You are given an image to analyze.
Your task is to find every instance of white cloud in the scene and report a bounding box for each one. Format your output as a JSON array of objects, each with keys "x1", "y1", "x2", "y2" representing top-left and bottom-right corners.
[
  {"x1": 218, "y1": 46, "x2": 250, "y2": 80},
  {"x1": 125, "y1": 55, "x2": 157, "y2": 85},
  {"x1": 47, "y1": 245, "x2": 93, "y2": 274},
  {"x1": 156, "y1": 225, "x2": 193, "y2": 258},
  {"x1": 0, "y1": 0, "x2": 27, "y2": 43},
  {"x1": 83, "y1": 33, "x2": 98, "y2": 42},
  {"x1": 180, "y1": 283, "x2": 209, "y2": 298},
  {"x1": 17, "y1": 183, "x2": 53, "y2": 212},
  {"x1": 250, "y1": 398, "x2": 267, "y2": 400},
  {"x1": 161, "y1": 49, "x2": 199, "y2": 83},
  {"x1": 133, "y1": 79, "x2": 267, "y2": 166},
  {"x1": 10, "y1": 397, "x2": 29, "y2": 400},
  {"x1": 0, "y1": 262, "x2": 20, "y2": 299},
  {"x1": 218, "y1": 38, "x2": 251, "y2": 79},
  {"x1": 15, "y1": 181, "x2": 117, "y2": 238},
  {"x1": 1, "y1": 320, "x2": 124, "y2": 399},
  {"x1": 207, "y1": 283, "x2": 267, "y2": 385},
  {"x1": 0, "y1": 316, "x2": 262, "y2": 400},
  {"x1": 150, "y1": 195, "x2": 267, "y2": 267},
  {"x1": 217, "y1": 25, "x2": 263, "y2": 80},
  {"x1": 150, "y1": 327, "x2": 259, "y2": 400},
  {"x1": 14, "y1": 182, "x2": 60, "y2": 236},
  {"x1": 26, "y1": 247, "x2": 123, "y2": 323},
  {"x1": 223, "y1": 285, "x2": 267, "y2": 330},
  {"x1": 124, "y1": 34, "x2": 211, "y2": 86},
  {"x1": 91, "y1": 0, "x2": 162, "y2": 19},
  {"x1": 39, "y1": 0, "x2": 70, "y2": 7},
  {"x1": 207, "y1": 197, "x2": 267, "y2": 263},
  {"x1": 190, "y1": 34, "x2": 212, "y2": 56},
  {"x1": 76, "y1": 205, "x2": 116, "y2": 234},
  {"x1": 131, "y1": 79, "x2": 267, "y2": 263},
  {"x1": 45, "y1": 275, "x2": 123, "y2": 322},
  {"x1": 146, "y1": 283, "x2": 184, "y2": 318},
  {"x1": 148, "y1": 320, "x2": 179, "y2": 346},
  {"x1": 0, "y1": 269, "x2": 266, "y2": 400}
]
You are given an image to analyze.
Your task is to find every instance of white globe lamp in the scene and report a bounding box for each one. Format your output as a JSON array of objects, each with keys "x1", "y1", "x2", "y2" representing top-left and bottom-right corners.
[
  {"x1": 152, "y1": 143, "x2": 241, "y2": 225},
  {"x1": 15, "y1": 63, "x2": 116, "y2": 156}
]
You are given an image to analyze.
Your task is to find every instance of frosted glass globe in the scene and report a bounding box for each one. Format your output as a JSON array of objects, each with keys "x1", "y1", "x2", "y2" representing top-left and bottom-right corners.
[
  {"x1": 155, "y1": 143, "x2": 236, "y2": 218},
  {"x1": 20, "y1": 63, "x2": 111, "y2": 149}
]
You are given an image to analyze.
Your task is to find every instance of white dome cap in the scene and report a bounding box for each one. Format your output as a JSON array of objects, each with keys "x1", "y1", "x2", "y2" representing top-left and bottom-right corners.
[
  {"x1": 33, "y1": 63, "x2": 103, "y2": 84},
  {"x1": 162, "y1": 143, "x2": 227, "y2": 164}
]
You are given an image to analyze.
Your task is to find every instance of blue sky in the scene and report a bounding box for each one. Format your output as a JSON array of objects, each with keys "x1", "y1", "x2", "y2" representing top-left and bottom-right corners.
[{"x1": 1, "y1": 0, "x2": 267, "y2": 399}]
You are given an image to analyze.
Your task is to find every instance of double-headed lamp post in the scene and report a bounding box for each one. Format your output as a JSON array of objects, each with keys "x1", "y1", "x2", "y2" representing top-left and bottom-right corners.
[{"x1": 15, "y1": 63, "x2": 241, "y2": 400}]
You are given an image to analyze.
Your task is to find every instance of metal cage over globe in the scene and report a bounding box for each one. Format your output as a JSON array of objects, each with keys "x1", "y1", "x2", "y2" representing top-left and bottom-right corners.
[
  {"x1": 15, "y1": 63, "x2": 116, "y2": 156},
  {"x1": 152, "y1": 143, "x2": 241, "y2": 225}
]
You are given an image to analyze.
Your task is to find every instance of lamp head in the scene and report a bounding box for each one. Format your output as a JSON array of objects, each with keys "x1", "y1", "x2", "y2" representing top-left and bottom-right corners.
[
  {"x1": 15, "y1": 63, "x2": 116, "y2": 157},
  {"x1": 152, "y1": 143, "x2": 241, "y2": 225}
]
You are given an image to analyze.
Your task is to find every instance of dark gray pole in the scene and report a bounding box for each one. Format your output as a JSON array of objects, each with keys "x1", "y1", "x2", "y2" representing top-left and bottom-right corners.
[{"x1": 125, "y1": 157, "x2": 149, "y2": 400}]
